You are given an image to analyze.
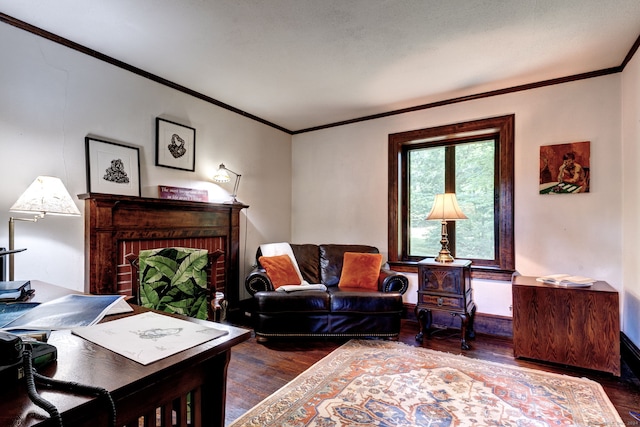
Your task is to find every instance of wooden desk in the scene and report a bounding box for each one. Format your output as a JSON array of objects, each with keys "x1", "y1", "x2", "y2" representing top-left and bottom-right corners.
[
  {"x1": 512, "y1": 275, "x2": 620, "y2": 376},
  {"x1": 0, "y1": 281, "x2": 251, "y2": 426}
]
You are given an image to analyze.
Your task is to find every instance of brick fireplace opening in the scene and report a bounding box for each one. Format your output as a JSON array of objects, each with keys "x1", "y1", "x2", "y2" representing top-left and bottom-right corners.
[{"x1": 117, "y1": 236, "x2": 226, "y2": 297}]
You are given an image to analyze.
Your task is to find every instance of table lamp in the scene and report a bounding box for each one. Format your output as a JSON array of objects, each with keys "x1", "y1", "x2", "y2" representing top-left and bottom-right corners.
[
  {"x1": 426, "y1": 193, "x2": 467, "y2": 263},
  {"x1": 8, "y1": 176, "x2": 81, "y2": 280},
  {"x1": 213, "y1": 163, "x2": 242, "y2": 203}
]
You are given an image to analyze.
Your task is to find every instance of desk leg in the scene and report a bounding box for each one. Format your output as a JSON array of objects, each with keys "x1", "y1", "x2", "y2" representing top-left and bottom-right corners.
[{"x1": 201, "y1": 350, "x2": 231, "y2": 427}]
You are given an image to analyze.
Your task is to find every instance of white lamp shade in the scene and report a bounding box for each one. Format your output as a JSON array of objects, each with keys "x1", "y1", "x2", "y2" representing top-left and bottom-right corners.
[
  {"x1": 212, "y1": 164, "x2": 231, "y2": 183},
  {"x1": 10, "y1": 176, "x2": 80, "y2": 216},
  {"x1": 426, "y1": 193, "x2": 468, "y2": 221}
]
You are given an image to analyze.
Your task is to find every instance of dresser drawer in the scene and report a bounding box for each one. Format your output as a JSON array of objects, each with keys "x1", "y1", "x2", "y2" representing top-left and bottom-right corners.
[
  {"x1": 419, "y1": 293, "x2": 463, "y2": 309},
  {"x1": 421, "y1": 269, "x2": 463, "y2": 293}
]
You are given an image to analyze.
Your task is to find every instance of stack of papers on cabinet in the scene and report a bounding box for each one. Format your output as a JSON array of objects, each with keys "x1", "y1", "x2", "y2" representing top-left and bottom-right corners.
[{"x1": 535, "y1": 274, "x2": 595, "y2": 287}]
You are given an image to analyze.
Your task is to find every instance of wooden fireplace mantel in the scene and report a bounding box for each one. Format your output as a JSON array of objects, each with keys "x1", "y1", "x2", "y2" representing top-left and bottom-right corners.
[{"x1": 79, "y1": 193, "x2": 248, "y2": 312}]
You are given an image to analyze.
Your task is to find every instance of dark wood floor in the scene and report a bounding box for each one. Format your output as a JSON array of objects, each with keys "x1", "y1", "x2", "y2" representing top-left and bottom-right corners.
[{"x1": 225, "y1": 320, "x2": 640, "y2": 426}]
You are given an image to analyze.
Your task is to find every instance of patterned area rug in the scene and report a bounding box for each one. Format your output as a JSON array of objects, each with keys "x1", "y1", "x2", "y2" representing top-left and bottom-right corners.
[{"x1": 230, "y1": 340, "x2": 622, "y2": 427}]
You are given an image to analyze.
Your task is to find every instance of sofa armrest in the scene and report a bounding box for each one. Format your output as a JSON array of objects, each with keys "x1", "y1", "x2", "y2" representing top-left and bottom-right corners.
[
  {"x1": 379, "y1": 268, "x2": 409, "y2": 294},
  {"x1": 245, "y1": 267, "x2": 275, "y2": 296}
]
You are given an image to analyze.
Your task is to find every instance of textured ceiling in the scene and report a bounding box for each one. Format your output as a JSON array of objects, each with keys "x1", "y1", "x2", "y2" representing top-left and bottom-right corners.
[{"x1": 1, "y1": 0, "x2": 640, "y2": 133}]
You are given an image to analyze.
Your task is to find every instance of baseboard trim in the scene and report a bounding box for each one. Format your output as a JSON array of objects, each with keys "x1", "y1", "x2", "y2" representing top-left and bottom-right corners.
[
  {"x1": 405, "y1": 304, "x2": 640, "y2": 375},
  {"x1": 404, "y1": 303, "x2": 513, "y2": 338},
  {"x1": 621, "y1": 332, "x2": 640, "y2": 378}
]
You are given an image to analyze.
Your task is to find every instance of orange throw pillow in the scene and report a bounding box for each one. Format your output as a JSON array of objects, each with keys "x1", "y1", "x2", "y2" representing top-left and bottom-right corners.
[
  {"x1": 338, "y1": 252, "x2": 383, "y2": 290},
  {"x1": 259, "y1": 255, "x2": 301, "y2": 289}
]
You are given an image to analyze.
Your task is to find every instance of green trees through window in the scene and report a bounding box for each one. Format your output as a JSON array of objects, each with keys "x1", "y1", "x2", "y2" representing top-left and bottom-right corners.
[
  {"x1": 409, "y1": 139, "x2": 495, "y2": 259},
  {"x1": 388, "y1": 115, "x2": 514, "y2": 280}
]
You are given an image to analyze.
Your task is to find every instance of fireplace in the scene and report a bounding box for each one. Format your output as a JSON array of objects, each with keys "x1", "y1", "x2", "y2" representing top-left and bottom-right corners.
[{"x1": 80, "y1": 193, "x2": 248, "y2": 314}]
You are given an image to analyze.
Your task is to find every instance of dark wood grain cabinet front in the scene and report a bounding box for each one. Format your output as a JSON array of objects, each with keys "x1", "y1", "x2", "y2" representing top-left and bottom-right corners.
[
  {"x1": 512, "y1": 275, "x2": 620, "y2": 376},
  {"x1": 415, "y1": 258, "x2": 476, "y2": 349}
]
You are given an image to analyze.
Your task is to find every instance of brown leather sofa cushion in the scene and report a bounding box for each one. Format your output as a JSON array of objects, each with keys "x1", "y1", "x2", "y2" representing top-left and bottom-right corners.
[
  {"x1": 328, "y1": 287, "x2": 402, "y2": 313},
  {"x1": 255, "y1": 290, "x2": 330, "y2": 313},
  {"x1": 290, "y1": 244, "x2": 321, "y2": 284}
]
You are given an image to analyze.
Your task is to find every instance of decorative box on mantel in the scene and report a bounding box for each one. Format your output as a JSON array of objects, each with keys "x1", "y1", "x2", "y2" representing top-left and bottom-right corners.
[{"x1": 79, "y1": 193, "x2": 248, "y2": 317}]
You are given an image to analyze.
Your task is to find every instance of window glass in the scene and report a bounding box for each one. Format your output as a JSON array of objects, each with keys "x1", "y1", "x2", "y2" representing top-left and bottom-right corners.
[
  {"x1": 455, "y1": 140, "x2": 495, "y2": 259},
  {"x1": 407, "y1": 140, "x2": 495, "y2": 260},
  {"x1": 408, "y1": 146, "x2": 444, "y2": 257}
]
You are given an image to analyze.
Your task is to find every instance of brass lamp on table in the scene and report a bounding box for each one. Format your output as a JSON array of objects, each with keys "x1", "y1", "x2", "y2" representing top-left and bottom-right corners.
[{"x1": 426, "y1": 193, "x2": 467, "y2": 263}]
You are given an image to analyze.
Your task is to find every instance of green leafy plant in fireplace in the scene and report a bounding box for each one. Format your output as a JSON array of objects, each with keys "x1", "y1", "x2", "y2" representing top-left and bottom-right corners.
[{"x1": 138, "y1": 247, "x2": 209, "y2": 320}]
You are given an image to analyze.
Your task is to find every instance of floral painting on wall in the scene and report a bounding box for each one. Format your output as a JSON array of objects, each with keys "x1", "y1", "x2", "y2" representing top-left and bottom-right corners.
[{"x1": 539, "y1": 141, "x2": 590, "y2": 194}]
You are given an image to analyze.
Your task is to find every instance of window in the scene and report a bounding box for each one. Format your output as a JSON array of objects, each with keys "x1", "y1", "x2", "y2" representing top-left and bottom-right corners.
[
  {"x1": 408, "y1": 138, "x2": 496, "y2": 259},
  {"x1": 388, "y1": 115, "x2": 514, "y2": 280}
]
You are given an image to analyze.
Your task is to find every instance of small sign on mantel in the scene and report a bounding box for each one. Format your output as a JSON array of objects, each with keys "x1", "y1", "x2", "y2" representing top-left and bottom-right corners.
[{"x1": 158, "y1": 185, "x2": 209, "y2": 202}]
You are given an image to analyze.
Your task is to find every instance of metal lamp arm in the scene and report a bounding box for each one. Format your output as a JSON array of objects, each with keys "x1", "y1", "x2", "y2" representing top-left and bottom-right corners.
[
  {"x1": 231, "y1": 174, "x2": 242, "y2": 201},
  {"x1": 221, "y1": 167, "x2": 242, "y2": 202},
  {"x1": 9, "y1": 215, "x2": 42, "y2": 248},
  {"x1": 8, "y1": 214, "x2": 43, "y2": 280}
]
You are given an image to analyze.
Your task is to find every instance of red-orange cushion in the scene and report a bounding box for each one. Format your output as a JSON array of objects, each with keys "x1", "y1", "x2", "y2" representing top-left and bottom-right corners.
[
  {"x1": 338, "y1": 252, "x2": 383, "y2": 290},
  {"x1": 259, "y1": 255, "x2": 301, "y2": 289}
]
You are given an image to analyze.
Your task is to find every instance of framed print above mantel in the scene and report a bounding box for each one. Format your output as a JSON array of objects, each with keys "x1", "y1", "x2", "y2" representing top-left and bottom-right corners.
[
  {"x1": 156, "y1": 117, "x2": 196, "y2": 171},
  {"x1": 85, "y1": 137, "x2": 141, "y2": 196}
]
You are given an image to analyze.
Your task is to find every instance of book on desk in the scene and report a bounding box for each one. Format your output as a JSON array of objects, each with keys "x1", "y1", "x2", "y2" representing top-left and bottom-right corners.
[{"x1": 0, "y1": 280, "x2": 33, "y2": 301}]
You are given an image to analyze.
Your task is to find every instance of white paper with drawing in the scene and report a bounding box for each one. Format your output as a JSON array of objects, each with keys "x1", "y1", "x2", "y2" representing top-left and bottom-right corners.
[{"x1": 72, "y1": 312, "x2": 228, "y2": 365}]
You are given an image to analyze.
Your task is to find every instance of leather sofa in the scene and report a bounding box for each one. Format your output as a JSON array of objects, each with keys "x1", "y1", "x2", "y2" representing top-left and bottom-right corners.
[{"x1": 245, "y1": 244, "x2": 409, "y2": 342}]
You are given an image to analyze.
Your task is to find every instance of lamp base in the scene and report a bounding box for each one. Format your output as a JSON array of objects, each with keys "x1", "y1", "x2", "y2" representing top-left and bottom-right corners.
[
  {"x1": 222, "y1": 197, "x2": 242, "y2": 205},
  {"x1": 435, "y1": 220, "x2": 455, "y2": 263},
  {"x1": 434, "y1": 250, "x2": 455, "y2": 263}
]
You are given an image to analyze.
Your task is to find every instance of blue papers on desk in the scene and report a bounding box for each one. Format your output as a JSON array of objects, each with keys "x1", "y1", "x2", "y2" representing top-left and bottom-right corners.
[
  {"x1": 0, "y1": 302, "x2": 39, "y2": 328},
  {"x1": 1, "y1": 294, "x2": 127, "y2": 331}
]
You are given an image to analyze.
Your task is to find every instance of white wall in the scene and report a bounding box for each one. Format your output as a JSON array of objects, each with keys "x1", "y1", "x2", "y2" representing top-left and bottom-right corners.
[
  {"x1": 292, "y1": 75, "x2": 623, "y2": 320},
  {"x1": 622, "y1": 50, "x2": 640, "y2": 346},
  {"x1": 0, "y1": 22, "x2": 293, "y2": 293}
]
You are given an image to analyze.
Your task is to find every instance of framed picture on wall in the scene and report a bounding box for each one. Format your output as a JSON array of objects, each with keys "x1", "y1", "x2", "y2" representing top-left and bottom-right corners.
[
  {"x1": 85, "y1": 137, "x2": 141, "y2": 196},
  {"x1": 155, "y1": 118, "x2": 196, "y2": 171},
  {"x1": 539, "y1": 141, "x2": 590, "y2": 194}
]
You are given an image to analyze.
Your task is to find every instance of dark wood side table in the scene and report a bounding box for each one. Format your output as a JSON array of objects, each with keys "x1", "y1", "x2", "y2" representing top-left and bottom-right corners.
[
  {"x1": 415, "y1": 258, "x2": 476, "y2": 349},
  {"x1": 512, "y1": 275, "x2": 620, "y2": 376}
]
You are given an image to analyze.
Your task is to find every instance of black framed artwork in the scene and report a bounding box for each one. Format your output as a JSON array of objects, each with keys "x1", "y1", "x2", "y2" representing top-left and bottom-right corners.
[
  {"x1": 155, "y1": 118, "x2": 196, "y2": 171},
  {"x1": 85, "y1": 137, "x2": 141, "y2": 196}
]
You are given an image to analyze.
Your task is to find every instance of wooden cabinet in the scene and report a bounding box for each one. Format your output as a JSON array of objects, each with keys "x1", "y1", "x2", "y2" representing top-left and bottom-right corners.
[
  {"x1": 512, "y1": 275, "x2": 620, "y2": 376},
  {"x1": 415, "y1": 258, "x2": 476, "y2": 349}
]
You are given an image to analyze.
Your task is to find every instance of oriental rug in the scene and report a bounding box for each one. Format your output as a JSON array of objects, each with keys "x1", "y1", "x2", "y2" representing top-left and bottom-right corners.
[{"x1": 229, "y1": 340, "x2": 623, "y2": 427}]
